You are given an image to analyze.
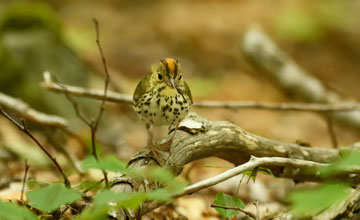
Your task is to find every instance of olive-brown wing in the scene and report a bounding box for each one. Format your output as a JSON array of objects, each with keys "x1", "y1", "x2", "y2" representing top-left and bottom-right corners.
[
  {"x1": 133, "y1": 73, "x2": 151, "y2": 104},
  {"x1": 184, "y1": 81, "x2": 193, "y2": 104}
]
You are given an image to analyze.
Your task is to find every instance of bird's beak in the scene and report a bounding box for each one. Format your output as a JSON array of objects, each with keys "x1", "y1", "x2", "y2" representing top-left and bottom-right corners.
[{"x1": 170, "y1": 78, "x2": 176, "y2": 88}]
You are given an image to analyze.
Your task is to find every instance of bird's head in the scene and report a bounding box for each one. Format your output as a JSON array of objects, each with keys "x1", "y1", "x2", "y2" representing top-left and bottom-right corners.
[{"x1": 150, "y1": 58, "x2": 185, "y2": 90}]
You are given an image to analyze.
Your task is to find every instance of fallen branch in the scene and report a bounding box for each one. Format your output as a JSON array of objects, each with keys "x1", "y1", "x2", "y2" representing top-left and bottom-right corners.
[
  {"x1": 109, "y1": 113, "x2": 360, "y2": 219},
  {"x1": 241, "y1": 25, "x2": 360, "y2": 130},
  {"x1": 141, "y1": 155, "x2": 360, "y2": 215},
  {"x1": 0, "y1": 92, "x2": 68, "y2": 128},
  {"x1": 42, "y1": 72, "x2": 360, "y2": 112},
  {"x1": 0, "y1": 92, "x2": 85, "y2": 173}
]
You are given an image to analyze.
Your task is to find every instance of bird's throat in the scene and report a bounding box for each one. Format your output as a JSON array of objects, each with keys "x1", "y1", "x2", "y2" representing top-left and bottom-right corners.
[{"x1": 160, "y1": 85, "x2": 177, "y2": 96}]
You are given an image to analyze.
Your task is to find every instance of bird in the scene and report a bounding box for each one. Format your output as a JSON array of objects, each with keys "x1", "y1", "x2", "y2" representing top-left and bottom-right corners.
[{"x1": 133, "y1": 58, "x2": 193, "y2": 158}]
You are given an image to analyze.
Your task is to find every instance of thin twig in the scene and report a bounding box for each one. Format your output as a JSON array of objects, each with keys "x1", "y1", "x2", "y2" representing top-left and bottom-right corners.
[
  {"x1": 20, "y1": 159, "x2": 30, "y2": 203},
  {"x1": 1, "y1": 92, "x2": 85, "y2": 173},
  {"x1": 0, "y1": 92, "x2": 68, "y2": 128},
  {"x1": 92, "y1": 18, "x2": 109, "y2": 186},
  {"x1": 44, "y1": 20, "x2": 111, "y2": 186},
  {"x1": 254, "y1": 200, "x2": 259, "y2": 220},
  {"x1": 53, "y1": 75, "x2": 92, "y2": 126},
  {"x1": 324, "y1": 114, "x2": 338, "y2": 148},
  {"x1": 175, "y1": 156, "x2": 326, "y2": 198},
  {"x1": 0, "y1": 108, "x2": 71, "y2": 187},
  {"x1": 140, "y1": 156, "x2": 330, "y2": 215},
  {"x1": 41, "y1": 77, "x2": 360, "y2": 112},
  {"x1": 211, "y1": 204, "x2": 256, "y2": 219},
  {"x1": 92, "y1": 18, "x2": 110, "y2": 130}
]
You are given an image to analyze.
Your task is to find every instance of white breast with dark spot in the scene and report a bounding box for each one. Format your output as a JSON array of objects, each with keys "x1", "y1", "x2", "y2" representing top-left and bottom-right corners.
[{"x1": 134, "y1": 90, "x2": 191, "y2": 127}]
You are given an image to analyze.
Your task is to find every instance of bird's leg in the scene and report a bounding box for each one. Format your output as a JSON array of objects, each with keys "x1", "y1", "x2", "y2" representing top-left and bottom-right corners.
[
  {"x1": 146, "y1": 124, "x2": 159, "y2": 160},
  {"x1": 159, "y1": 123, "x2": 180, "y2": 156}
]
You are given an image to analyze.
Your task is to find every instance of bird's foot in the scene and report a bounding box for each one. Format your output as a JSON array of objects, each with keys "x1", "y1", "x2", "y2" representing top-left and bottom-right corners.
[{"x1": 147, "y1": 139, "x2": 161, "y2": 161}]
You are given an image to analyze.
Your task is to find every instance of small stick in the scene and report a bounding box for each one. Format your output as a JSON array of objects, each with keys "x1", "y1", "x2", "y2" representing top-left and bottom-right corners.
[
  {"x1": 41, "y1": 78, "x2": 360, "y2": 112},
  {"x1": 92, "y1": 18, "x2": 110, "y2": 186},
  {"x1": 324, "y1": 114, "x2": 338, "y2": 148},
  {"x1": 254, "y1": 200, "x2": 260, "y2": 220},
  {"x1": 0, "y1": 108, "x2": 71, "y2": 187},
  {"x1": 20, "y1": 159, "x2": 30, "y2": 203},
  {"x1": 211, "y1": 204, "x2": 256, "y2": 219}
]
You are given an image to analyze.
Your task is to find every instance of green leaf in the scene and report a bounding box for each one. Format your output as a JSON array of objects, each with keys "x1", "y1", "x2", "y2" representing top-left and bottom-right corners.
[
  {"x1": 75, "y1": 204, "x2": 109, "y2": 220},
  {"x1": 146, "y1": 167, "x2": 174, "y2": 184},
  {"x1": 213, "y1": 193, "x2": 245, "y2": 218},
  {"x1": 319, "y1": 151, "x2": 360, "y2": 176},
  {"x1": 27, "y1": 183, "x2": 82, "y2": 212},
  {"x1": 81, "y1": 156, "x2": 127, "y2": 173},
  {"x1": 145, "y1": 167, "x2": 186, "y2": 194},
  {"x1": 74, "y1": 180, "x2": 103, "y2": 192},
  {"x1": 0, "y1": 200, "x2": 38, "y2": 220},
  {"x1": 27, "y1": 179, "x2": 51, "y2": 190},
  {"x1": 242, "y1": 167, "x2": 275, "y2": 183},
  {"x1": 94, "y1": 190, "x2": 146, "y2": 209},
  {"x1": 146, "y1": 189, "x2": 173, "y2": 202},
  {"x1": 165, "y1": 181, "x2": 186, "y2": 195},
  {"x1": 288, "y1": 183, "x2": 350, "y2": 217},
  {"x1": 100, "y1": 156, "x2": 127, "y2": 172},
  {"x1": 81, "y1": 156, "x2": 101, "y2": 170}
]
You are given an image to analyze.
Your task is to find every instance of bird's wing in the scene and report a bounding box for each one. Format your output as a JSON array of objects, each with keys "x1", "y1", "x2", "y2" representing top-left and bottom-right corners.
[
  {"x1": 133, "y1": 73, "x2": 151, "y2": 103},
  {"x1": 184, "y1": 81, "x2": 193, "y2": 104}
]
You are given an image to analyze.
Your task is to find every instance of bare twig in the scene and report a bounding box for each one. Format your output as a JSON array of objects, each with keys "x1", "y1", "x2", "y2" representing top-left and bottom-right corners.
[
  {"x1": 41, "y1": 74, "x2": 360, "y2": 112},
  {"x1": 175, "y1": 156, "x2": 326, "y2": 198},
  {"x1": 140, "y1": 156, "x2": 330, "y2": 215},
  {"x1": 42, "y1": 73, "x2": 132, "y2": 104},
  {"x1": 324, "y1": 114, "x2": 338, "y2": 148},
  {"x1": 92, "y1": 18, "x2": 109, "y2": 186},
  {"x1": 0, "y1": 92, "x2": 67, "y2": 128},
  {"x1": 45, "y1": 20, "x2": 110, "y2": 186},
  {"x1": 254, "y1": 200, "x2": 259, "y2": 220},
  {"x1": 0, "y1": 108, "x2": 70, "y2": 187},
  {"x1": 141, "y1": 154, "x2": 360, "y2": 216},
  {"x1": 20, "y1": 159, "x2": 30, "y2": 203},
  {"x1": 211, "y1": 204, "x2": 256, "y2": 219},
  {"x1": 241, "y1": 25, "x2": 360, "y2": 130},
  {"x1": 53, "y1": 75, "x2": 92, "y2": 126},
  {"x1": 0, "y1": 92, "x2": 85, "y2": 173},
  {"x1": 194, "y1": 100, "x2": 360, "y2": 112}
]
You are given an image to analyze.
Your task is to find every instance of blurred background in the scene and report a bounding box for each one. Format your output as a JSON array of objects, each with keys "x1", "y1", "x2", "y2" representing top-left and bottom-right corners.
[{"x1": 1, "y1": 0, "x2": 360, "y2": 219}]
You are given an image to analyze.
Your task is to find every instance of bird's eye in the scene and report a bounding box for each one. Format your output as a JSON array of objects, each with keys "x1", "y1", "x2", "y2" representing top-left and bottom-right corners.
[
  {"x1": 158, "y1": 73, "x2": 163, "y2": 80},
  {"x1": 179, "y1": 75, "x2": 182, "y2": 80}
]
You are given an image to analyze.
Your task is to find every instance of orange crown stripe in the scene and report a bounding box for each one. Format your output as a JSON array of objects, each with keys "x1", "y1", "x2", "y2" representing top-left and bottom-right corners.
[{"x1": 164, "y1": 58, "x2": 177, "y2": 74}]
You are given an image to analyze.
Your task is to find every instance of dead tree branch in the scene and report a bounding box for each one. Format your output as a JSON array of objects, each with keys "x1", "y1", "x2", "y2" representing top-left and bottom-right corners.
[
  {"x1": 42, "y1": 72, "x2": 360, "y2": 112},
  {"x1": 0, "y1": 92, "x2": 85, "y2": 173},
  {"x1": 109, "y1": 113, "x2": 360, "y2": 219},
  {"x1": 0, "y1": 92, "x2": 68, "y2": 128},
  {"x1": 241, "y1": 25, "x2": 360, "y2": 130}
]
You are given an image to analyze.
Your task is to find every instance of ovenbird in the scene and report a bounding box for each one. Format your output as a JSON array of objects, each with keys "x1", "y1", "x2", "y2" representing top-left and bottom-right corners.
[{"x1": 133, "y1": 58, "x2": 193, "y2": 157}]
